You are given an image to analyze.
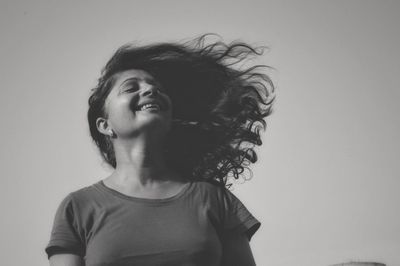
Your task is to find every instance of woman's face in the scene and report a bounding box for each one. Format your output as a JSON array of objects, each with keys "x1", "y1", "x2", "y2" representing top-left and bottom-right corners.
[{"x1": 99, "y1": 69, "x2": 172, "y2": 139}]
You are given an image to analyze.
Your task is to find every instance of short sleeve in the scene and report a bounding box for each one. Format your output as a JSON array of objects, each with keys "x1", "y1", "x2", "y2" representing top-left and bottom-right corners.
[
  {"x1": 220, "y1": 188, "x2": 261, "y2": 241},
  {"x1": 45, "y1": 193, "x2": 85, "y2": 259}
]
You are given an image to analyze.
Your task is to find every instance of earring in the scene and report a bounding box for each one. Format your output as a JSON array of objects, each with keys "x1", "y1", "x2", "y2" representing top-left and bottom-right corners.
[{"x1": 109, "y1": 130, "x2": 116, "y2": 138}]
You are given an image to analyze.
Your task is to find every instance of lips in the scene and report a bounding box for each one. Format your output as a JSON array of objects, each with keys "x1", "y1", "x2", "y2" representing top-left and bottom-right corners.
[
  {"x1": 139, "y1": 103, "x2": 161, "y2": 111},
  {"x1": 135, "y1": 100, "x2": 165, "y2": 111}
]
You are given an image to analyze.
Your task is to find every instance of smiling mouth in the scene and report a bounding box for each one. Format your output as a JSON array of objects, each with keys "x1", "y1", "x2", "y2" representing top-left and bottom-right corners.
[{"x1": 137, "y1": 103, "x2": 162, "y2": 111}]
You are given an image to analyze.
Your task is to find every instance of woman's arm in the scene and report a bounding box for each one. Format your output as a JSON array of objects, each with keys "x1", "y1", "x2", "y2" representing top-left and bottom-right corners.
[
  {"x1": 220, "y1": 232, "x2": 257, "y2": 266},
  {"x1": 49, "y1": 254, "x2": 84, "y2": 266}
]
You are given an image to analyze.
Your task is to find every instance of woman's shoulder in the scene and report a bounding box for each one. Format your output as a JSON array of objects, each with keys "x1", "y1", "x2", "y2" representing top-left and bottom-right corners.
[
  {"x1": 191, "y1": 180, "x2": 248, "y2": 209},
  {"x1": 190, "y1": 179, "x2": 231, "y2": 202},
  {"x1": 68, "y1": 181, "x2": 100, "y2": 197},
  {"x1": 192, "y1": 179, "x2": 226, "y2": 192},
  {"x1": 57, "y1": 181, "x2": 105, "y2": 210}
]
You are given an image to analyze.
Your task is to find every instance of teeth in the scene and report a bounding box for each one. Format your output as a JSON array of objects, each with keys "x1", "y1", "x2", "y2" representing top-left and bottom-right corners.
[{"x1": 139, "y1": 103, "x2": 160, "y2": 111}]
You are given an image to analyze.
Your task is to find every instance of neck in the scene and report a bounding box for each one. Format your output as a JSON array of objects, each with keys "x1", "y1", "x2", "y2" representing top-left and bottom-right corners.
[{"x1": 110, "y1": 134, "x2": 178, "y2": 186}]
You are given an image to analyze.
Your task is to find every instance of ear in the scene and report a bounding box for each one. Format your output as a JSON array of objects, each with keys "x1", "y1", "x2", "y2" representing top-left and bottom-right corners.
[{"x1": 96, "y1": 117, "x2": 113, "y2": 137}]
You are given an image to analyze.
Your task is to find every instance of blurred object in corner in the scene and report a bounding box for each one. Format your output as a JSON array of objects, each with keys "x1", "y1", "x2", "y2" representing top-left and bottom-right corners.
[{"x1": 330, "y1": 262, "x2": 385, "y2": 266}]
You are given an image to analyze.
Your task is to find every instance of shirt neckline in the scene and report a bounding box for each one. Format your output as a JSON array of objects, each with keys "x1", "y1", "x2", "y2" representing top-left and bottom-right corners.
[{"x1": 95, "y1": 179, "x2": 195, "y2": 205}]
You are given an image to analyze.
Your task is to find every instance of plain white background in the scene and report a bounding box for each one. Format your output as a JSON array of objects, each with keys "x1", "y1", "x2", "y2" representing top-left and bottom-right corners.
[{"x1": 0, "y1": 1, "x2": 399, "y2": 265}]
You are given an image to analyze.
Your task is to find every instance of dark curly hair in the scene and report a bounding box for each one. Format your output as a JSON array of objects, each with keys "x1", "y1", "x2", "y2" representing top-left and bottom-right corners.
[{"x1": 88, "y1": 34, "x2": 275, "y2": 188}]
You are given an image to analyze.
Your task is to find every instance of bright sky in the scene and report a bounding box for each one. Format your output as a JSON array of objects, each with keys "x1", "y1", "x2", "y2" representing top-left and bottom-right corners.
[{"x1": 0, "y1": 1, "x2": 399, "y2": 266}]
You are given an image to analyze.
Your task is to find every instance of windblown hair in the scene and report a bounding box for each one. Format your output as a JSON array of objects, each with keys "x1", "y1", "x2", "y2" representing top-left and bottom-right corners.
[{"x1": 88, "y1": 34, "x2": 275, "y2": 188}]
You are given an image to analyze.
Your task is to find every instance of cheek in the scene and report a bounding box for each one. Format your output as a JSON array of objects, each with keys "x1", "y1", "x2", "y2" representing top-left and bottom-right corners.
[
  {"x1": 164, "y1": 97, "x2": 173, "y2": 122},
  {"x1": 107, "y1": 99, "x2": 135, "y2": 127},
  {"x1": 163, "y1": 94, "x2": 173, "y2": 113}
]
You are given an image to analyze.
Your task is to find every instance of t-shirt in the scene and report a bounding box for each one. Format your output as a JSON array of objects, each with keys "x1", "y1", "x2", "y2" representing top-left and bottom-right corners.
[{"x1": 45, "y1": 180, "x2": 261, "y2": 266}]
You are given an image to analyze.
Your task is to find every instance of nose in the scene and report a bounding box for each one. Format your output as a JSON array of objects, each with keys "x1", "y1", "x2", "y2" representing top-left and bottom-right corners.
[{"x1": 141, "y1": 85, "x2": 160, "y2": 97}]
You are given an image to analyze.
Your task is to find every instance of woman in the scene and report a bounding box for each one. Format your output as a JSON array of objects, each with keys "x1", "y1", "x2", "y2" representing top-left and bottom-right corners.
[{"x1": 45, "y1": 35, "x2": 274, "y2": 266}]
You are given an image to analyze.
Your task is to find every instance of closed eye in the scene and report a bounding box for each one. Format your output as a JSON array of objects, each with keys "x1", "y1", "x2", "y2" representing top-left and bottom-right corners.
[
  {"x1": 123, "y1": 83, "x2": 140, "y2": 93},
  {"x1": 119, "y1": 78, "x2": 166, "y2": 94}
]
